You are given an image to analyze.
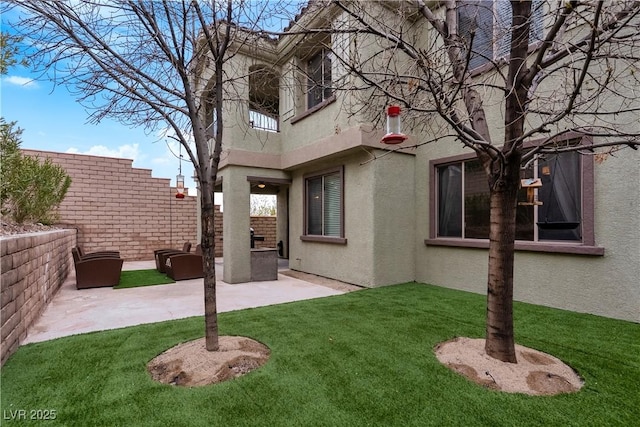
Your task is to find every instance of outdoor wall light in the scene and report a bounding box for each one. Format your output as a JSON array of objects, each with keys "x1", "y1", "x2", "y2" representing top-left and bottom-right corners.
[
  {"x1": 257, "y1": 182, "x2": 266, "y2": 189},
  {"x1": 381, "y1": 105, "x2": 408, "y2": 145}
]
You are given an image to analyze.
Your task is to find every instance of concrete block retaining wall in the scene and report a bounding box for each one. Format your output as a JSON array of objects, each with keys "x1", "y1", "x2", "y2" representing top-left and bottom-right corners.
[{"x1": 1, "y1": 229, "x2": 76, "y2": 366}]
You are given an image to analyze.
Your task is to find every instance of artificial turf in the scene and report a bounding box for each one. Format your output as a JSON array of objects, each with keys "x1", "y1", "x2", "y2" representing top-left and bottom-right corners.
[
  {"x1": 114, "y1": 269, "x2": 175, "y2": 289},
  {"x1": 1, "y1": 283, "x2": 638, "y2": 426}
]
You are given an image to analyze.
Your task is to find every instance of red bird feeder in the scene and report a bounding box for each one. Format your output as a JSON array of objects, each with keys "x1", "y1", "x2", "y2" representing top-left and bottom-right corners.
[
  {"x1": 175, "y1": 173, "x2": 185, "y2": 199},
  {"x1": 381, "y1": 105, "x2": 408, "y2": 145}
]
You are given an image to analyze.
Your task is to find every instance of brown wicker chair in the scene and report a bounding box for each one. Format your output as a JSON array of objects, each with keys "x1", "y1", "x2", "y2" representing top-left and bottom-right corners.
[
  {"x1": 154, "y1": 242, "x2": 192, "y2": 272},
  {"x1": 165, "y1": 245, "x2": 203, "y2": 280},
  {"x1": 72, "y1": 248, "x2": 123, "y2": 289}
]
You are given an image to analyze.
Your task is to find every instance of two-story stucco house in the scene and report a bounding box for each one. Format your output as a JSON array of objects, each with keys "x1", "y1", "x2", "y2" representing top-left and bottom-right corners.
[{"x1": 192, "y1": 1, "x2": 639, "y2": 323}]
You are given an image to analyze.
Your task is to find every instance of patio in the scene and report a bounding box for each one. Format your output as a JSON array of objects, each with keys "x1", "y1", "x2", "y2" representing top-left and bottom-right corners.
[{"x1": 24, "y1": 258, "x2": 358, "y2": 344}]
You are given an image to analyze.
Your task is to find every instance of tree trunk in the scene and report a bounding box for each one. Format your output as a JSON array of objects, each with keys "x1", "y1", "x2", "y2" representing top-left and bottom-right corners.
[
  {"x1": 483, "y1": 0, "x2": 533, "y2": 363},
  {"x1": 202, "y1": 206, "x2": 219, "y2": 351},
  {"x1": 202, "y1": 57, "x2": 226, "y2": 352},
  {"x1": 485, "y1": 169, "x2": 520, "y2": 363},
  {"x1": 201, "y1": 180, "x2": 219, "y2": 351}
]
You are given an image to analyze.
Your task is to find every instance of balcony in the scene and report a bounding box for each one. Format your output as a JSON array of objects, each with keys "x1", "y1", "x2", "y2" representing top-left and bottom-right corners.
[{"x1": 249, "y1": 109, "x2": 279, "y2": 133}]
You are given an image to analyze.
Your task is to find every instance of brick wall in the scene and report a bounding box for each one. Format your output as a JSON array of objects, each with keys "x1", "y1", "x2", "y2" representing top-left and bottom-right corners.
[
  {"x1": 211, "y1": 206, "x2": 276, "y2": 256},
  {"x1": 250, "y1": 216, "x2": 277, "y2": 249},
  {"x1": 214, "y1": 205, "x2": 223, "y2": 257},
  {"x1": 22, "y1": 150, "x2": 197, "y2": 261},
  {"x1": 18, "y1": 150, "x2": 276, "y2": 259},
  {"x1": 1, "y1": 229, "x2": 76, "y2": 366}
]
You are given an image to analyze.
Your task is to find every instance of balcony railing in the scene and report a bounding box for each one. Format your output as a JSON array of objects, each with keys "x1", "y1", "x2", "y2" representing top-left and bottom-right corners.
[{"x1": 249, "y1": 109, "x2": 279, "y2": 133}]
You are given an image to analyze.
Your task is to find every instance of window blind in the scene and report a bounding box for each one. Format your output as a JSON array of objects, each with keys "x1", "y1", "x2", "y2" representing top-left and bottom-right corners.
[{"x1": 323, "y1": 172, "x2": 341, "y2": 236}]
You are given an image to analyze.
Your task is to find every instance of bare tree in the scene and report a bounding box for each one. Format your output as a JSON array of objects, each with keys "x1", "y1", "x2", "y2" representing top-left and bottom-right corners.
[
  {"x1": 302, "y1": 0, "x2": 640, "y2": 362},
  {"x1": 4, "y1": 0, "x2": 297, "y2": 351}
]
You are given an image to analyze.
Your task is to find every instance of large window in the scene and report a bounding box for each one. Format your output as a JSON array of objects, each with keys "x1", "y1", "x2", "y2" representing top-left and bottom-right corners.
[
  {"x1": 435, "y1": 151, "x2": 585, "y2": 243},
  {"x1": 458, "y1": 0, "x2": 544, "y2": 70},
  {"x1": 306, "y1": 48, "x2": 333, "y2": 109},
  {"x1": 303, "y1": 167, "x2": 344, "y2": 241}
]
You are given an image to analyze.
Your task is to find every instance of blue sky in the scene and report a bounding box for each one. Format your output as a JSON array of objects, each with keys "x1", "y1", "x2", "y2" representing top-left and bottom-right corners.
[
  {"x1": 1, "y1": 64, "x2": 197, "y2": 195},
  {"x1": 1, "y1": 3, "x2": 302, "y2": 202}
]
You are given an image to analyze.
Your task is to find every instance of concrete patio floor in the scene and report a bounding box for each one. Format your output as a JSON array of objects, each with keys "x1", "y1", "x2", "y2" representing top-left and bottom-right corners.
[{"x1": 24, "y1": 258, "x2": 356, "y2": 344}]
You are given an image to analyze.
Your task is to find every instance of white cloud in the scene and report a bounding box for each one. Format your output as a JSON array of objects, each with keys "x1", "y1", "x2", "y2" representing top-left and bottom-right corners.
[
  {"x1": 151, "y1": 157, "x2": 171, "y2": 165},
  {"x1": 4, "y1": 76, "x2": 38, "y2": 88},
  {"x1": 66, "y1": 143, "x2": 140, "y2": 161}
]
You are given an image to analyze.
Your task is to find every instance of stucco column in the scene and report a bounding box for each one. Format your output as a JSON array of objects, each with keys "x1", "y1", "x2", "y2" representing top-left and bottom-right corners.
[{"x1": 221, "y1": 167, "x2": 251, "y2": 283}]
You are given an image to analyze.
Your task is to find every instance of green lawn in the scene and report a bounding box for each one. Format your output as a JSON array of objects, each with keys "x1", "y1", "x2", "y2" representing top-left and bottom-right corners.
[
  {"x1": 114, "y1": 269, "x2": 175, "y2": 289},
  {"x1": 2, "y1": 283, "x2": 638, "y2": 426}
]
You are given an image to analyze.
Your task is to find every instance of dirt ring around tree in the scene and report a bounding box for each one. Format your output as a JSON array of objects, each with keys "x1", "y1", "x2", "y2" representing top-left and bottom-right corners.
[
  {"x1": 434, "y1": 337, "x2": 584, "y2": 396},
  {"x1": 148, "y1": 336, "x2": 270, "y2": 387}
]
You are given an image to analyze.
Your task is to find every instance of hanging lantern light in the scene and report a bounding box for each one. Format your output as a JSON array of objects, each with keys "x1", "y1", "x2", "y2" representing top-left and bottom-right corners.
[
  {"x1": 381, "y1": 105, "x2": 408, "y2": 145},
  {"x1": 175, "y1": 173, "x2": 185, "y2": 199}
]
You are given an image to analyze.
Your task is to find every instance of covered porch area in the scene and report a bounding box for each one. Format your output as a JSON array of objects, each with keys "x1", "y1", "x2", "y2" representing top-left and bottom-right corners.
[{"x1": 204, "y1": 165, "x2": 291, "y2": 284}]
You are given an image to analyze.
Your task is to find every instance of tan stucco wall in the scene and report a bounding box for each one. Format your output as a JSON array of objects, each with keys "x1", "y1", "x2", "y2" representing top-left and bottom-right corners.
[
  {"x1": 288, "y1": 151, "x2": 376, "y2": 286},
  {"x1": 279, "y1": 100, "x2": 346, "y2": 152},
  {"x1": 371, "y1": 151, "x2": 416, "y2": 285},
  {"x1": 220, "y1": 53, "x2": 282, "y2": 155},
  {"x1": 219, "y1": 165, "x2": 290, "y2": 283},
  {"x1": 288, "y1": 149, "x2": 416, "y2": 287}
]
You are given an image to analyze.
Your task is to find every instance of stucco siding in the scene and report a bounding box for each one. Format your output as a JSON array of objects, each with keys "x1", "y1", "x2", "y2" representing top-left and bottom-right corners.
[
  {"x1": 280, "y1": 99, "x2": 346, "y2": 152},
  {"x1": 372, "y1": 151, "x2": 416, "y2": 286},
  {"x1": 417, "y1": 245, "x2": 489, "y2": 293},
  {"x1": 289, "y1": 152, "x2": 376, "y2": 286}
]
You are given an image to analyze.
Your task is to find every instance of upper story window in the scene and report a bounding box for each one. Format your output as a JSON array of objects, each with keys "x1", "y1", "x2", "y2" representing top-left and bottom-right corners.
[
  {"x1": 458, "y1": 0, "x2": 544, "y2": 70},
  {"x1": 306, "y1": 48, "x2": 333, "y2": 109},
  {"x1": 302, "y1": 166, "x2": 346, "y2": 244},
  {"x1": 288, "y1": 33, "x2": 337, "y2": 124}
]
